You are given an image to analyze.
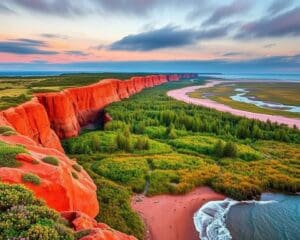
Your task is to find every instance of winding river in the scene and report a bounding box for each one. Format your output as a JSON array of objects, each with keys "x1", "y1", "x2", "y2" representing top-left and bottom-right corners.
[{"x1": 167, "y1": 80, "x2": 300, "y2": 128}]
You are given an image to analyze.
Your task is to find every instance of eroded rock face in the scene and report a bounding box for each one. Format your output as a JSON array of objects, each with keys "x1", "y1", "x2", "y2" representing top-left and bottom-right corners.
[
  {"x1": 0, "y1": 134, "x2": 99, "y2": 218},
  {"x1": 1, "y1": 99, "x2": 63, "y2": 152},
  {"x1": 62, "y1": 211, "x2": 137, "y2": 240},
  {"x1": 0, "y1": 74, "x2": 197, "y2": 153}
]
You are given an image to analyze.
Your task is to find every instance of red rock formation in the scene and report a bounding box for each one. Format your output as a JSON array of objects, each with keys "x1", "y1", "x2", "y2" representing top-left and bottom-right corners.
[
  {"x1": 0, "y1": 74, "x2": 195, "y2": 152},
  {"x1": 62, "y1": 211, "x2": 137, "y2": 240},
  {"x1": 0, "y1": 134, "x2": 99, "y2": 218},
  {"x1": 1, "y1": 99, "x2": 63, "y2": 152}
]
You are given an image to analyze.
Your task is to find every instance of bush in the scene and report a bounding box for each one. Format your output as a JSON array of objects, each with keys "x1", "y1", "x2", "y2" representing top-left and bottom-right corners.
[
  {"x1": 0, "y1": 183, "x2": 75, "y2": 240},
  {"x1": 71, "y1": 171, "x2": 79, "y2": 179},
  {"x1": 134, "y1": 137, "x2": 150, "y2": 151},
  {"x1": 115, "y1": 131, "x2": 132, "y2": 152},
  {"x1": 214, "y1": 140, "x2": 225, "y2": 158},
  {"x1": 223, "y1": 141, "x2": 238, "y2": 158},
  {"x1": 0, "y1": 141, "x2": 26, "y2": 167},
  {"x1": 72, "y1": 164, "x2": 82, "y2": 172},
  {"x1": 22, "y1": 173, "x2": 41, "y2": 185},
  {"x1": 0, "y1": 126, "x2": 15, "y2": 134},
  {"x1": 42, "y1": 156, "x2": 59, "y2": 166},
  {"x1": 23, "y1": 224, "x2": 59, "y2": 240}
]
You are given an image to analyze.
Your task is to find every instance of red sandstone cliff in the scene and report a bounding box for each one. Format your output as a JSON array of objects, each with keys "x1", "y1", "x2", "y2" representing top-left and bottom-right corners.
[
  {"x1": 0, "y1": 133, "x2": 99, "y2": 218},
  {"x1": 0, "y1": 74, "x2": 196, "y2": 152}
]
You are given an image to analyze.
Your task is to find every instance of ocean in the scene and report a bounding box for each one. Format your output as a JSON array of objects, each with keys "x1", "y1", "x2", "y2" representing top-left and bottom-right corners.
[
  {"x1": 201, "y1": 73, "x2": 300, "y2": 82},
  {"x1": 194, "y1": 193, "x2": 300, "y2": 240}
]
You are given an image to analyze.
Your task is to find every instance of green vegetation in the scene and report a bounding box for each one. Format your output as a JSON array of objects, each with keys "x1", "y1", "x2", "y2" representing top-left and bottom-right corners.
[
  {"x1": 42, "y1": 156, "x2": 59, "y2": 166},
  {"x1": 71, "y1": 171, "x2": 79, "y2": 179},
  {"x1": 0, "y1": 141, "x2": 26, "y2": 167},
  {"x1": 63, "y1": 78, "x2": 300, "y2": 239},
  {"x1": 72, "y1": 163, "x2": 82, "y2": 172},
  {"x1": 0, "y1": 183, "x2": 75, "y2": 240},
  {"x1": 190, "y1": 82, "x2": 300, "y2": 118},
  {"x1": 22, "y1": 173, "x2": 41, "y2": 185}
]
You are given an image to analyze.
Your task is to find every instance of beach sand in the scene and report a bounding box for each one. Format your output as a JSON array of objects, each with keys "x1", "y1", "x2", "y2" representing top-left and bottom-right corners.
[
  {"x1": 167, "y1": 80, "x2": 300, "y2": 128},
  {"x1": 131, "y1": 187, "x2": 225, "y2": 240}
]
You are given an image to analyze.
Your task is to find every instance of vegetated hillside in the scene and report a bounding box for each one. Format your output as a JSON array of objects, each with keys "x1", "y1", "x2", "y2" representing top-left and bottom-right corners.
[{"x1": 63, "y1": 78, "x2": 300, "y2": 239}]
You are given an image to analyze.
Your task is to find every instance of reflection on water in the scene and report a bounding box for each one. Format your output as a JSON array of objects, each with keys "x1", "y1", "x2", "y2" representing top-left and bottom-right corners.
[{"x1": 230, "y1": 88, "x2": 300, "y2": 113}]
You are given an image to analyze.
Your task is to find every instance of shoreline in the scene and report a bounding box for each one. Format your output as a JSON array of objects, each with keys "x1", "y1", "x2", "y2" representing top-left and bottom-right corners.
[
  {"x1": 167, "y1": 80, "x2": 300, "y2": 128},
  {"x1": 131, "y1": 187, "x2": 225, "y2": 240}
]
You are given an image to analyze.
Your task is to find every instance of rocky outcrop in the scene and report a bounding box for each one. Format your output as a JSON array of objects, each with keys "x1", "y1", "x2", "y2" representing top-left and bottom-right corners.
[
  {"x1": 62, "y1": 211, "x2": 137, "y2": 240},
  {"x1": 0, "y1": 99, "x2": 63, "y2": 151},
  {"x1": 0, "y1": 134, "x2": 99, "y2": 218}
]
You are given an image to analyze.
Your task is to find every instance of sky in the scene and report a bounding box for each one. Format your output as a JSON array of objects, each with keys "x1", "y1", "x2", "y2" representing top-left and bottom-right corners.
[{"x1": 0, "y1": 0, "x2": 299, "y2": 73}]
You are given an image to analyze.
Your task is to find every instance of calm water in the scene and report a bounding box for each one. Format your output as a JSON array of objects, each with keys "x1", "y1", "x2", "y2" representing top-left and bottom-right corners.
[
  {"x1": 230, "y1": 88, "x2": 300, "y2": 113},
  {"x1": 194, "y1": 193, "x2": 300, "y2": 240},
  {"x1": 203, "y1": 73, "x2": 300, "y2": 82}
]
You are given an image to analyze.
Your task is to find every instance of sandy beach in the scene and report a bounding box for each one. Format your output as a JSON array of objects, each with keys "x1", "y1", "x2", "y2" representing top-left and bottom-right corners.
[
  {"x1": 131, "y1": 187, "x2": 225, "y2": 240},
  {"x1": 167, "y1": 80, "x2": 300, "y2": 128}
]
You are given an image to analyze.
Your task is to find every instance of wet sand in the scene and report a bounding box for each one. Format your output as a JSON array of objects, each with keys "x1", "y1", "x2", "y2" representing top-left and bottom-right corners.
[
  {"x1": 167, "y1": 80, "x2": 300, "y2": 128},
  {"x1": 131, "y1": 187, "x2": 224, "y2": 240}
]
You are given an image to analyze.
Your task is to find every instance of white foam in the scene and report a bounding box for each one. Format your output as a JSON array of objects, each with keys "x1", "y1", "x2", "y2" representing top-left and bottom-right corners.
[{"x1": 193, "y1": 198, "x2": 279, "y2": 240}]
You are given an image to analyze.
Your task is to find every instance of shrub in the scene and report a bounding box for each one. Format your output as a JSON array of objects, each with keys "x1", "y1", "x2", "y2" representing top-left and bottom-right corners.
[
  {"x1": 223, "y1": 141, "x2": 238, "y2": 158},
  {"x1": 72, "y1": 164, "x2": 82, "y2": 172},
  {"x1": 23, "y1": 224, "x2": 59, "y2": 240},
  {"x1": 0, "y1": 141, "x2": 26, "y2": 167},
  {"x1": 115, "y1": 131, "x2": 132, "y2": 152},
  {"x1": 22, "y1": 173, "x2": 41, "y2": 185},
  {"x1": 134, "y1": 137, "x2": 150, "y2": 150},
  {"x1": 214, "y1": 140, "x2": 224, "y2": 158},
  {"x1": 42, "y1": 156, "x2": 59, "y2": 166},
  {"x1": 71, "y1": 171, "x2": 79, "y2": 179},
  {"x1": 0, "y1": 183, "x2": 75, "y2": 240},
  {"x1": 0, "y1": 126, "x2": 15, "y2": 134}
]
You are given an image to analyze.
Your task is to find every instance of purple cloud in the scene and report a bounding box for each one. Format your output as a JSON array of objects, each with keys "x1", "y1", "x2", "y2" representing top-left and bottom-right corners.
[
  {"x1": 203, "y1": 0, "x2": 253, "y2": 25},
  {"x1": 268, "y1": 0, "x2": 294, "y2": 14},
  {"x1": 0, "y1": 39, "x2": 58, "y2": 55},
  {"x1": 11, "y1": 0, "x2": 85, "y2": 16},
  {"x1": 236, "y1": 7, "x2": 300, "y2": 38},
  {"x1": 109, "y1": 24, "x2": 232, "y2": 51}
]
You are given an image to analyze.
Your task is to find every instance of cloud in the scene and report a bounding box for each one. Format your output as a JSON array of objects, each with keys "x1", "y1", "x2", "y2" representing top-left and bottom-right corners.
[
  {"x1": 10, "y1": 0, "x2": 86, "y2": 16},
  {"x1": 268, "y1": 0, "x2": 294, "y2": 15},
  {"x1": 203, "y1": 0, "x2": 253, "y2": 25},
  {"x1": 8, "y1": 0, "x2": 200, "y2": 17},
  {"x1": 93, "y1": 0, "x2": 199, "y2": 16},
  {"x1": 109, "y1": 25, "x2": 231, "y2": 51},
  {"x1": 264, "y1": 43, "x2": 276, "y2": 48},
  {"x1": 236, "y1": 7, "x2": 300, "y2": 38},
  {"x1": 65, "y1": 50, "x2": 89, "y2": 56},
  {"x1": 222, "y1": 52, "x2": 246, "y2": 57},
  {"x1": 0, "y1": 3, "x2": 14, "y2": 14},
  {"x1": 0, "y1": 39, "x2": 58, "y2": 55},
  {"x1": 40, "y1": 33, "x2": 69, "y2": 39}
]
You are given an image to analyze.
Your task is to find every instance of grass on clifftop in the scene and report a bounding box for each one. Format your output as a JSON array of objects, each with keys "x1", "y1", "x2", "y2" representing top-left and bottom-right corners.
[
  {"x1": 64, "y1": 78, "x2": 300, "y2": 240},
  {"x1": 0, "y1": 73, "x2": 149, "y2": 110},
  {"x1": 0, "y1": 141, "x2": 26, "y2": 168}
]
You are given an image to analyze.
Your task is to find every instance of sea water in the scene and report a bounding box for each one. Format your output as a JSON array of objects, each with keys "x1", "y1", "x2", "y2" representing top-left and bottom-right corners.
[{"x1": 194, "y1": 193, "x2": 300, "y2": 240}]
